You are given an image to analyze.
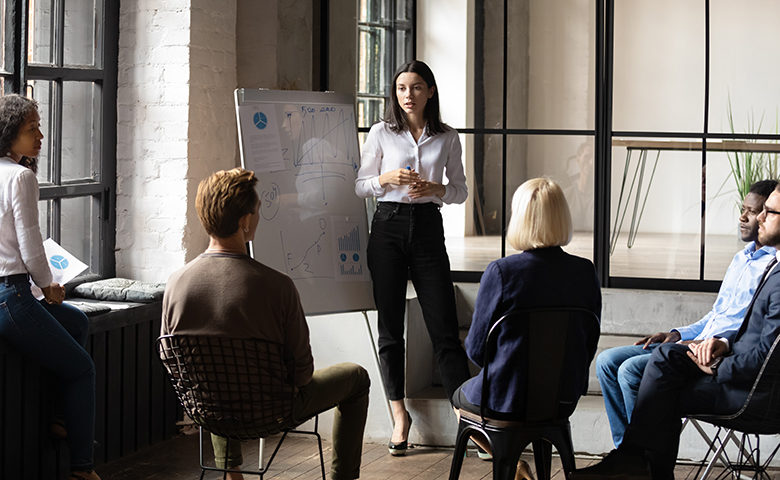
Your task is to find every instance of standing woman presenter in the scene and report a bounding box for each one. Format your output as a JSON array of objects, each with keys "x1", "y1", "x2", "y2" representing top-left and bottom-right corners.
[
  {"x1": 356, "y1": 60, "x2": 471, "y2": 455},
  {"x1": 0, "y1": 94, "x2": 100, "y2": 480}
]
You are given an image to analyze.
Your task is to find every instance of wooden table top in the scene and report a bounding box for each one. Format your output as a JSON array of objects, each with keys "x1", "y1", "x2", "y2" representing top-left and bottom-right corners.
[{"x1": 612, "y1": 139, "x2": 780, "y2": 153}]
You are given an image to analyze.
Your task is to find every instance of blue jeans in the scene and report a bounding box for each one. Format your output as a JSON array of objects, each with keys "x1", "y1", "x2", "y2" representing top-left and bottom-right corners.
[
  {"x1": 0, "y1": 278, "x2": 95, "y2": 471},
  {"x1": 595, "y1": 344, "x2": 658, "y2": 447}
]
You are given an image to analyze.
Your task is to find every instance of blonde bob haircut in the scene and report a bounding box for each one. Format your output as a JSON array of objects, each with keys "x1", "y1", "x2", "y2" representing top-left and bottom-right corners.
[
  {"x1": 196, "y1": 168, "x2": 259, "y2": 238},
  {"x1": 506, "y1": 178, "x2": 573, "y2": 251}
]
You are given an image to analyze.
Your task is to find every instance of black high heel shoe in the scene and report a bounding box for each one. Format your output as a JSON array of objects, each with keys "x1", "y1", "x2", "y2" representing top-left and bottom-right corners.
[{"x1": 388, "y1": 412, "x2": 413, "y2": 456}]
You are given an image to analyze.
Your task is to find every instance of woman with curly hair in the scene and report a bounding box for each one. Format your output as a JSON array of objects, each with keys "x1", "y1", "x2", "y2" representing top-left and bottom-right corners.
[{"x1": 0, "y1": 94, "x2": 100, "y2": 480}]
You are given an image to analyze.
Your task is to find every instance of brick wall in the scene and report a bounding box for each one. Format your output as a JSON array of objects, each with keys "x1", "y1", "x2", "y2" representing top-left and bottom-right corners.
[
  {"x1": 115, "y1": 1, "x2": 319, "y2": 282},
  {"x1": 116, "y1": 1, "x2": 237, "y2": 282}
]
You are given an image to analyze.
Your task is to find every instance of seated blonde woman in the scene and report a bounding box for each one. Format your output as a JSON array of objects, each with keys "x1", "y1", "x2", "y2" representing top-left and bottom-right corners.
[
  {"x1": 162, "y1": 168, "x2": 370, "y2": 480},
  {"x1": 453, "y1": 178, "x2": 601, "y2": 479}
]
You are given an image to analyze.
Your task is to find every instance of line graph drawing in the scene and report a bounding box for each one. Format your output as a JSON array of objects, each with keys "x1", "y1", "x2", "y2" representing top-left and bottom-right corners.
[
  {"x1": 281, "y1": 105, "x2": 360, "y2": 206},
  {"x1": 280, "y1": 218, "x2": 332, "y2": 279}
]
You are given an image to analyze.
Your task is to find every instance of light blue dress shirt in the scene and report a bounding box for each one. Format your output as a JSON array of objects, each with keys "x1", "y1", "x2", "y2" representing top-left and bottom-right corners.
[{"x1": 674, "y1": 241, "x2": 776, "y2": 341}]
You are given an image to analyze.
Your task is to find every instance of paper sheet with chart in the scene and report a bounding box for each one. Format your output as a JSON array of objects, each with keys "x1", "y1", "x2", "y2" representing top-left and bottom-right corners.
[
  {"x1": 235, "y1": 89, "x2": 374, "y2": 315},
  {"x1": 29, "y1": 238, "x2": 89, "y2": 300}
]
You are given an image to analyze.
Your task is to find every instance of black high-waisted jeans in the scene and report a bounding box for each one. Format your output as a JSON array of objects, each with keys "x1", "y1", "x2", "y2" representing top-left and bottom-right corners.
[{"x1": 367, "y1": 201, "x2": 470, "y2": 401}]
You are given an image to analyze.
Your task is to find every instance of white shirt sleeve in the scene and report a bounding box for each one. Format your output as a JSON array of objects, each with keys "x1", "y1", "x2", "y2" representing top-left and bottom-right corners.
[
  {"x1": 12, "y1": 169, "x2": 52, "y2": 287},
  {"x1": 355, "y1": 124, "x2": 387, "y2": 198},
  {"x1": 440, "y1": 131, "x2": 467, "y2": 205}
]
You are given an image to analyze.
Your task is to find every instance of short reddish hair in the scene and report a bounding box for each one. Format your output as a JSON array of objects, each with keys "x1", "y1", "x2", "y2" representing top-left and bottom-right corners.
[{"x1": 196, "y1": 168, "x2": 259, "y2": 238}]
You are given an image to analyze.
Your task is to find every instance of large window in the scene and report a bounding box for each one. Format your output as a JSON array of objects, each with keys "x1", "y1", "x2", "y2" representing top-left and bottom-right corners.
[
  {"x1": 357, "y1": 0, "x2": 780, "y2": 292},
  {"x1": 1, "y1": 0, "x2": 118, "y2": 278},
  {"x1": 357, "y1": 0, "x2": 414, "y2": 130}
]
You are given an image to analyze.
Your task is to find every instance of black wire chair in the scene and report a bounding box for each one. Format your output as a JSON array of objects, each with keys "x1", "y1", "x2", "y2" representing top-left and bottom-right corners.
[
  {"x1": 156, "y1": 334, "x2": 326, "y2": 480},
  {"x1": 448, "y1": 307, "x2": 600, "y2": 480},
  {"x1": 688, "y1": 333, "x2": 780, "y2": 480}
]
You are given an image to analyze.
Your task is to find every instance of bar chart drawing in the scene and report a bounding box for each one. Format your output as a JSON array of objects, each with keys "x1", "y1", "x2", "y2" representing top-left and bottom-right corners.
[
  {"x1": 338, "y1": 225, "x2": 360, "y2": 252},
  {"x1": 334, "y1": 219, "x2": 368, "y2": 281}
]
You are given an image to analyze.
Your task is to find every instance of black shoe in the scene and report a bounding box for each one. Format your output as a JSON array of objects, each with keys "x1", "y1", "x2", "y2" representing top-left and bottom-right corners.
[
  {"x1": 572, "y1": 448, "x2": 651, "y2": 479},
  {"x1": 388, "y1": 412, "x2": 413, "y2": 456}
]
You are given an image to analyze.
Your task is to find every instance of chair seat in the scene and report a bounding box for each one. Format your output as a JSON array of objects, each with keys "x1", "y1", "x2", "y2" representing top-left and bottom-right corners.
[{"x1": 458, "y1": 408, "x2": 569, "y2": 430}]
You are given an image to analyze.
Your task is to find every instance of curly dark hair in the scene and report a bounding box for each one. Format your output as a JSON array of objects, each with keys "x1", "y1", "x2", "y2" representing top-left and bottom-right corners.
[{"x1": 0, "y1": 94, "x2": 40, "y2": 173}]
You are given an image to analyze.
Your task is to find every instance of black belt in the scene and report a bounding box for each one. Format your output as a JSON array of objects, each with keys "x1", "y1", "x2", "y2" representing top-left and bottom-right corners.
[
  {"x1": 0, "y1": 273, "x2": 29, "y2": 285},
  {"x1": 377, "y1": 202, "x2": 439, "y2": 213}
]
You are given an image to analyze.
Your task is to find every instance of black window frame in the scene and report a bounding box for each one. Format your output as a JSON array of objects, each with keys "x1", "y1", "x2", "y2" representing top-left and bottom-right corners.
[
  {"x1": 1, "y1": 0, "x2": 118, "y2": 279},
  {"x1": 351, "y1": 0, "x2": 777, "y2": 293}
]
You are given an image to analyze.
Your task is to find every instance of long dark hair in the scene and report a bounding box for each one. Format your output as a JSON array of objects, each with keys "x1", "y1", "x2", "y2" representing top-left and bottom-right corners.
[
  {"x1": 384, "y1": 60, "x2": 449, "y2": 135},
  {"x1": 0, "y1": 94, "x2": 39, "y2": 173}
]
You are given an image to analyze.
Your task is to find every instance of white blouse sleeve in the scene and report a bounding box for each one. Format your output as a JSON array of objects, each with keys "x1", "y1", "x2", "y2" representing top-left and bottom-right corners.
[
  {"x1": 12, "y1": 169, "x2": 52, "y2": 287},
  {"x1": 440, "y1": 131, "x2": 468, "y2": 204},
  {"x1": 355, "y1": 123, "x2": 386, "y2": 198}
]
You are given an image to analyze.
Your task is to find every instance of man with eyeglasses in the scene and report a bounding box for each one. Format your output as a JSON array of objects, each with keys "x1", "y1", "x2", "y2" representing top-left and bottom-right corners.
[
  {"x1": 595, "y1": 179, "x2": 777, "y2": 449},
  {"x1": 575, "y1": 181, "x2": 780, "y2": 479}
]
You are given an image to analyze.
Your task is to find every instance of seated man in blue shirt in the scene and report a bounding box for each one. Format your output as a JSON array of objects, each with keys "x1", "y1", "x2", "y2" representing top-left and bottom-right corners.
[{"x1": 595, "y1": 179, "x2": 778, "y2": 447}]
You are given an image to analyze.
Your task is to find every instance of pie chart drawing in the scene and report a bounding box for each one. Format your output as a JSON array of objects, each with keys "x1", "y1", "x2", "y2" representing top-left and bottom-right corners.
[
  {"x1": 50, "y1": 255, "x2": 69, "y2": 270},
  {"x1": 254, "y1": 112, "x2": 268, "y2": 130}
]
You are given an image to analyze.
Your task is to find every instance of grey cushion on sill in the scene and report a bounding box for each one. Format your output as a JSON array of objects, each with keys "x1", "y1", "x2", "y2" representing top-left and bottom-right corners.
[
  {"x1": 73, "y1": 277, "x2": 166, "y2": 303},
  {"x1": 64, "y1": 300, "x2": 113, "y2": 316}
]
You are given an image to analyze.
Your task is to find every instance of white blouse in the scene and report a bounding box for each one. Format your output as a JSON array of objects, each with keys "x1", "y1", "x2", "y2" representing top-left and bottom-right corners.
[
  {"x1": 355, "y1": 121, "x2": 468, "y2": 205},
  {"x1": 0, "y1": 156, "x2": 52, "y2": 287}
]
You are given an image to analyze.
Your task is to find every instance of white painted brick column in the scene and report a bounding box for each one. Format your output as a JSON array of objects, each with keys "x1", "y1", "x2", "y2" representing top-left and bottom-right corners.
[{"x1": 116, "y1": 0, "x2": 237, "y2": 282}]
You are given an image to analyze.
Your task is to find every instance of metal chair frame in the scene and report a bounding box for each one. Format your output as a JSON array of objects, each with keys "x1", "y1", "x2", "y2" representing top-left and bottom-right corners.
[
  {"x1": 688, "y1": 334, "x2": 780, "y2": 480},
  {"x1": 156, "y1": 334, "x2": 326, "y2": 480},
  {"x1": 448, "y1": 307, "x2": 600, "y2": 480}
]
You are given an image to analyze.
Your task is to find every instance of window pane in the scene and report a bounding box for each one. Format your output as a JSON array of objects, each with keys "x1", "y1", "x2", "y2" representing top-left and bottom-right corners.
[
  {"x1": 358, "y1": 26, "x2": 387, "y2": 96},
  {"x1": 610, "y1": 138, "x2": 702, "y2": 279},
  {"x1": 503, "y1": 135, "x2": 595, "y2": 261},
  {"x1": 62, "y1": 81, "x2": 99, "y2": 181},
  {"x1": 506, "y1": 0, "x2": 595, "y2": 130},
  {"x1": 448, "y1": 134, "x2": 503, "y2": 272},
  {"x1": 37, "y1": 200, "x2": 51, "y2": 240},
  {"x1": 30, "y1": 80, "x2": 53, "y2": 183},
  {"x1": 475, "y1": 0, "x2": 506, "y2": 130},
  {"x1": 61, "y1": 196, "x2": 96, "y2": 274},
  {"x1": 64, "y1": 0, "x2": 100, "y2": 67},
  {"x1": 613, "y1": 1, "x2": 705, "y2": 132},
  {"x1": 710, "y1": 2, "x2": 780, "y2": 136},
  {"x1": 1, "y1": 0, "x2": 13, "y2": 73},
  {"x1": 359, "y1": 0, "x2": 385, "y2": 23},
  {"x1": 357, "y1": 97, "x2": 384, "y2": 129},
  {"x1": 28, "y1": 0, "x2": 55, "y2": 65},
  {"x1": 704, "y1": 140, "x2": 778, "y2": 280}
]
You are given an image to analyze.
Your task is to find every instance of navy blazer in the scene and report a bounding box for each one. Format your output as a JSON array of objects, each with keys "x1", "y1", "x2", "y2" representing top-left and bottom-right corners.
[
  {"x1": 461, "y1": 246, "x2": 601, "y2": 414},
  {"x1": 719, "y1": 261, "x2": 780, "y2": 388}
]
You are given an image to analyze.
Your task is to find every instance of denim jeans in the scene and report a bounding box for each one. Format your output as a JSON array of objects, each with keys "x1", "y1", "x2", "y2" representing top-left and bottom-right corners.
[
  {"x1": 367, "y1": 202, "x2": 470, "y2": 401},
  {"x1": 595, "y1": 344, "x2": 657, "y2": 447},
  {"x1": 0, "y1": 277, "x2": 95, "y2": 471},
  {"x1": 212, "y1": 362, "x2": 370, "y2": 480}
]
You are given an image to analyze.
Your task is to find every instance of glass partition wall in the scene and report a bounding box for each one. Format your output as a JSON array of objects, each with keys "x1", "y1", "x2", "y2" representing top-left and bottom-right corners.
[{"x1": 358, "y1": 0, "x2": 780, "y2": 291}]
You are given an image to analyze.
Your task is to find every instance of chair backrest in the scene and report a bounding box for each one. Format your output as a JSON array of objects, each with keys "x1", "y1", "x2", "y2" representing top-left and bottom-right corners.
[
  {"x1": 480, "y1": 307, "x2": 600, "y2": 422},
  {"x1": 716, "y1": 333, "x2": 780, "y2": 432},
  {"x1": 156, "y1": 334, "x2": 297, "y2": 440}
]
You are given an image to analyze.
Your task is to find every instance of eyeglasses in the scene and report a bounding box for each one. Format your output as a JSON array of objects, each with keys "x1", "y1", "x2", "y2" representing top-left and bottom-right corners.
[{"x1": 763, "y1": 207, "x2": 780, "y2": 216}]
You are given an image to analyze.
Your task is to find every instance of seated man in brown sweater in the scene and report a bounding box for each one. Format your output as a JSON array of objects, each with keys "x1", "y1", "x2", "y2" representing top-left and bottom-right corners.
[{"x1": 162, "y1": 168, "x2": 370, "y2": 480}]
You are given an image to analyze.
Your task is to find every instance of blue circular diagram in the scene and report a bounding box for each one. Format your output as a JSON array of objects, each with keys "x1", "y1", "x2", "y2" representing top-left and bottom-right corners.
[
  {"x1": 352, "y1": 253, "x2": 360, "y2": 262},
  {"x1": 49, "y1": 255, "x2": 69, "y2": 270},
  {"x1": 253, "y1": 112, "x2": 268, "y2": 130},
  {"x1": 340, "y1": 253, "x2": 347, "y2": 262}
]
